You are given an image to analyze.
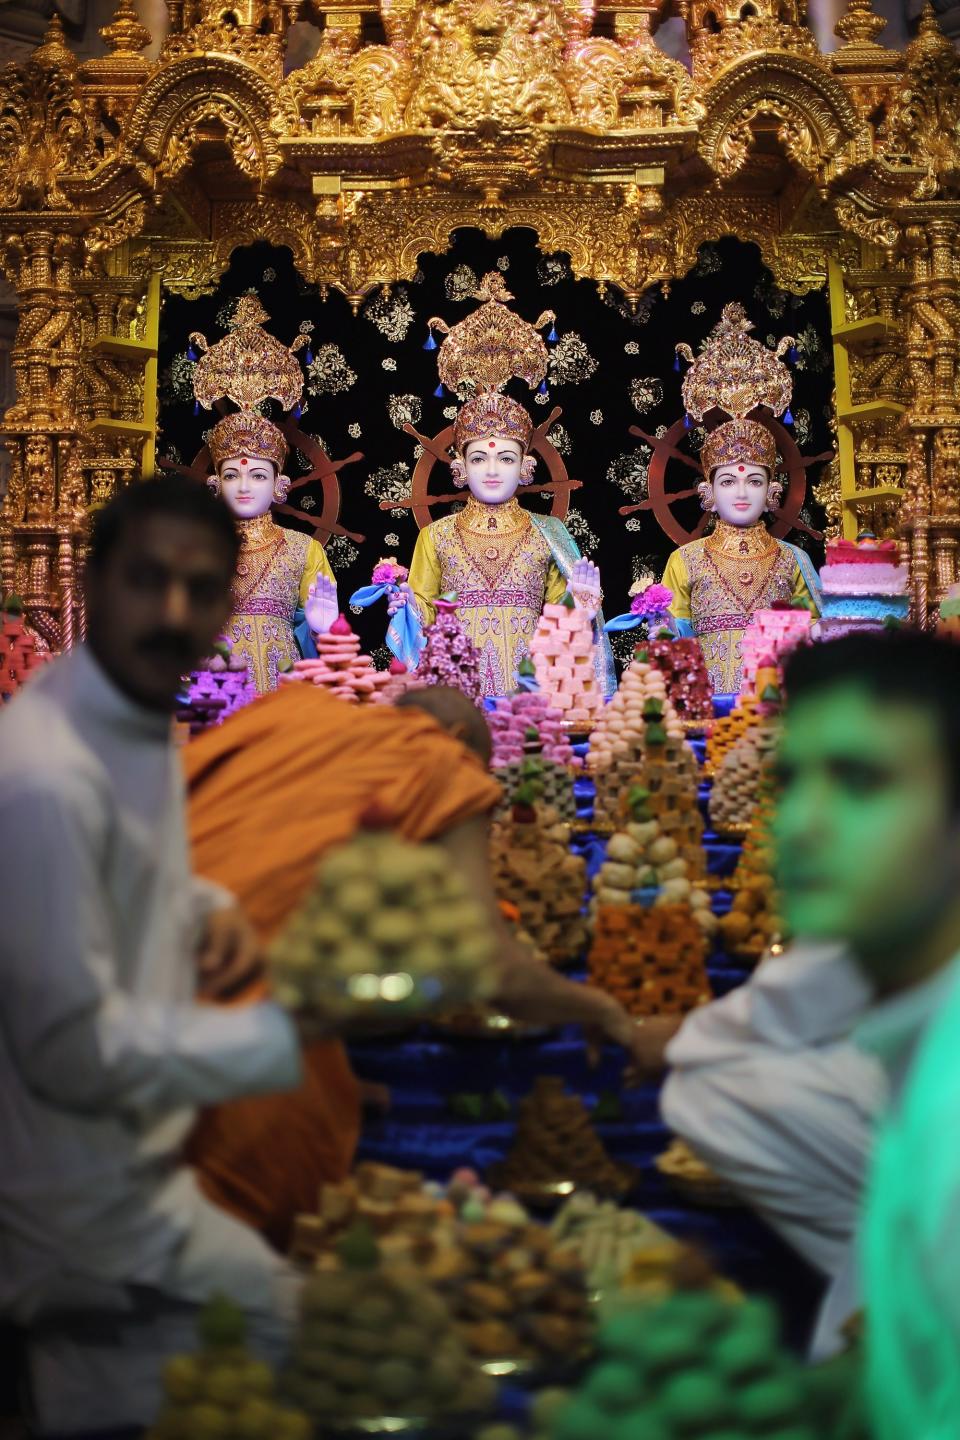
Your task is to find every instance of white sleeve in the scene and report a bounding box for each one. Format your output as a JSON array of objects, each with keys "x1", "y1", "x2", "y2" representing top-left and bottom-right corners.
[
  {"x1": 0, "y1": 779, "x2": 302, "y2": 1122},
  {"x1": 661, "y1": 941, "x2": 884, "y2": 1277},
  {"x1": 190, "y1": 874, "x2": 236, "y2": 928}
]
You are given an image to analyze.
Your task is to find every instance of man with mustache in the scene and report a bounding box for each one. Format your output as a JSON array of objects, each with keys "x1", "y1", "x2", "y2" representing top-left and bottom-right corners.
[{"x1": 0, "y1": 477, "x2": 307, "y2": 1437}]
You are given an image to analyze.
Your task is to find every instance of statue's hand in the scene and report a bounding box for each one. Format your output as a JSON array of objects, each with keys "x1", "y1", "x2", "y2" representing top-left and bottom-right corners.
[
  {"x1": 566, "y1": 557, "x2": 602, "y2": 619},
  {"x1": 387, "y1": 581, "x2": 412, "y2": 617},
  {"x1": 304, "y1": 574, "x2": 338, "y2": 635}
]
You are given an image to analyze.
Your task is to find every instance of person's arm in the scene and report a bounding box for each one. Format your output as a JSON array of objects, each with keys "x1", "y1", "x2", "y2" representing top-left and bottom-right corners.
[
  {"x1": 0, "y1": 779, "x2": 302, "y2": 1122},
  {"x1": 661, "y1": 942, "x2": 883, "y2": 1277},
  {"x1": 406, "y1": 527, "x2": 441, "y2": 628},
  {"x1": 435, "y1": 814, "x2": 650, "y2": 1064}
]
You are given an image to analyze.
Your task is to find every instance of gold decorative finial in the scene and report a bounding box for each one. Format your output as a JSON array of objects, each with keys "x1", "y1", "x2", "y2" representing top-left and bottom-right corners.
[
  {"x1": 676, "y1": 303, "x2": 794, "y2": 422},
  {"x1": 100, "y1": 0, "x2": 152, "y2": 54},
  {"x1": 676, "y1": 304, "x2": 796, "y2": 476},
  {"x1": 191, "y1": 294, "x2": 306, "y2": 414},
  {"x1": 834, "y1": 0, "x2": 886, "y2": 49},
  {"x1": 190, "y1": 295, "x2": 307, "y2": 472},
  {"x1": 429, "y1": 271, "x2": 555, "y2": 396}
]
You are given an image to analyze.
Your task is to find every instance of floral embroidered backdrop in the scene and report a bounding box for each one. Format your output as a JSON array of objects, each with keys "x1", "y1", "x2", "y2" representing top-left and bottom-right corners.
[{"x1": 157, "y1": 230, "x2": 833, "y2": 669}]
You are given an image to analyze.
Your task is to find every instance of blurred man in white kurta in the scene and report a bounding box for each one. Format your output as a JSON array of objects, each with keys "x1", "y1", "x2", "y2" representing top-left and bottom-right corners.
[
  {"x1": 653, "y1": 941, "x2": 886, "y2": 1356},
  {"x1": 0, "y1": 477, "x2": 305, "y2": 1437}
]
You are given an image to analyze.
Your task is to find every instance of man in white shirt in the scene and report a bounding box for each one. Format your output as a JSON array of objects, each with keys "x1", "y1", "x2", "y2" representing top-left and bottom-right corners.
[
  {"x1": 659, "y1": 940, "x2": 884, "y2": 1357},
  {"x1": 0, "y1": 477, "x2": 306, "y2": 1436},
  {"x1": 773, "y1": 630, "x2": 960, "y2": 1437}
]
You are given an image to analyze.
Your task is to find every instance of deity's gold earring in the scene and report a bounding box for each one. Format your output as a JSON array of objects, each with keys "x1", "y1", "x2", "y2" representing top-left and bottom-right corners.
[
  {"x1": 520, "y1": 455, "x2": 537, "y2": 484},
  {"x1": 274, "y1": 473, "x2": 291, "y2": 502},
  {"x1": 698, "y1": 482, "x2": 715, "y2": 512},
  {"x1": 450, "y1": 458, "x2": 467, "y2": 488},
  {"x1": 207, "y1": 474, "x2": 222, "y2": 497}
]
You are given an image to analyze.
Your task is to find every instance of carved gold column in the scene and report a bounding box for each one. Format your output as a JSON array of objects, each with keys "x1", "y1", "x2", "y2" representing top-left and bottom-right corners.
[{"x1": 0, "y1": 228, "x2": 86, "y2": 647}]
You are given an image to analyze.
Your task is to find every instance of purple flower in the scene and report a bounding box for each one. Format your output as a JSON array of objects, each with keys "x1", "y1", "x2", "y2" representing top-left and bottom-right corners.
[
  {"x1": 372, "y1": 557, "x2": 408, "y2": 586},
  {"x1": 630, "y1": 582, "x2": 674, "y2": 617}
]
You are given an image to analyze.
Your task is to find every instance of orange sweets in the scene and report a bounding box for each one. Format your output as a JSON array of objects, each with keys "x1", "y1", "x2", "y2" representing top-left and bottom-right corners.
[
  {"x1": 491, "y1": 795, "x2": 590, "y2": 966},
  {"x1": 717, "y1": 771, "x2": 784, "y2": 964},
  {"x1": 489, "y1": 1076, "x2": 634, "y2": 1201},
  {"x1": 703, "y1": 690, "x2": 764, "y2": 777},
  {"x1": 529, "y1": 596, "x2": 604, "y2": 728},
  {"x1": 588, "y1": 904, "x2": 710, "y2": 1019},
  {"x1": 707, "y1": 719, "x2": 780, "y2": 834}
]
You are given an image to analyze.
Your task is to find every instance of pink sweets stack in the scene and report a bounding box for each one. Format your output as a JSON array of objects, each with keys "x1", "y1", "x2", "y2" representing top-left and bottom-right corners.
[
  {"x1": 740, "y1": 603, "x2": 812, "y2": 694},
  {"x1": 179, "y1": 641, "x2": 256, "y2": 734},
  {"x1": 279, "y1": 614, "x2": 392, "y2": 703},
  {"x1": 0, "y1": 606, "x2": 47, "y2": 702},
  {"x1": 488, "y1": 691, "x2": 579, "y2": 769},
  {"x1": 529, "y1": 599, "x2": 602, "y2": 728}
]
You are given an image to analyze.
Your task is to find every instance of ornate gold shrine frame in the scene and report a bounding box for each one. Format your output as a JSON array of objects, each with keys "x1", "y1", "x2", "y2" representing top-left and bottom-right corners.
[{"x1": 2, "y1": 0, "x2": 959, "y2": 648}]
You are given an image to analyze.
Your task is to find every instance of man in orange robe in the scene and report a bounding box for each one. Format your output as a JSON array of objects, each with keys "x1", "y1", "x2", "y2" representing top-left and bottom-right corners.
[{"x1": 183, "y1": 685, "x2": 638, "y2": 1250}]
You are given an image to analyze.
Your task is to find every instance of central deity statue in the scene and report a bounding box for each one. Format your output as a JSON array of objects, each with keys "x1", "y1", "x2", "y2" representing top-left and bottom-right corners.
[
  {"x1": 661, "y1": 304, "x2": 822, "y2": 693},
  {"x1": 191, "y1": 297, "x2": 338, "y2": 693},
  {"x1": 390, "y1": 273, "x2": 615, "y2": 699}
]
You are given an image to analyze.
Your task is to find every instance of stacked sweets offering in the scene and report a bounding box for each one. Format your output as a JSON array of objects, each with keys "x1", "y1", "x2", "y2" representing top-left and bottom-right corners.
[
  {"x1": 938, "y1": 581, "x2": 960, "y2": 640},
  {"x1": 292, "y1": 1167, "x2": 594, "y2": 1372},
  {"x1": 0, "y1": 598, "x2": 47, "y2": 701},
  {"x1": 740, "y1": 599, "x2": 812, "y2": 693},
  {"x1": 591, "y1": 785, "x2": 714, "y2": 934},
  {"x1": 177, "y1": 639, "x2": 256, "y2": 734},
  {"x1": 642, "y1": 635, "x2": 713, "y2": 727},
  {"x1": 549, "y1": 1193, "x2": 692, "y2": 1297},
  {"x1": 489, "y1": 687, "x2": 579, "y2": 768},
  {"x1": 417, "y1": 594, "x2": 483, "y2": 704},
  {"x1": 491, "y1": 788, "x2": 590, "y2": 965},
  {"x1": 379, "y1": 656, "x2": 417, "y2": 704},
  {"x1": 488, "y1": 1076, "x2": 635, "y2": 1201},
  {"x1": 549, "y1": 1292, "x2": 869, "y2": 1440},
  {"x1": 148, "y1": 1296, "x2": 309, "y2": 1440},
  {"x1": 593, "y1": 696, "x2": 705, "y2": 881},
  {"x1": 717, "y1": 763, "x2": 784, "y2": 963},
  {"x1": 495, "y1": 752, "x2": 578, "y2": 826},
  {"x1": 279, "y1": 613, "x2": 392, "y2": 702},
  {"x1": 530, "y1": 595, "x2": 603, "y2": 727},
  {"x1": 286, "y1": 1225, "x2": 495, "y2": 1427},
  {"x1": 269, "y1": 824, "x2": 495, "y2": 1020},
  {"x1": 703, "y1": 689, "x2": 764, "y2": 777},
  {"x1": 708, "y1": 719, "x2": 780, "y2": 835},
  {"x1": 818, "y1": 532, "x2": 909, "y2": 637},
  {"x1": 589, "y1": 651, "x2": 684, "y2": 775}
]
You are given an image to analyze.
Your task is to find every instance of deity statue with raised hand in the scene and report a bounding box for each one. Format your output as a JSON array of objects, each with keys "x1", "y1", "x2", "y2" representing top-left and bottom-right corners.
[
  {"x1": 387, "y1": 272, "x2": 615, "y2": 699},
  {"x1": 191, "y1": 296, "x2": 338, "y2": 694},
  {"x1": 661, "y1": 304, "x2": 822, "y2": 694}
]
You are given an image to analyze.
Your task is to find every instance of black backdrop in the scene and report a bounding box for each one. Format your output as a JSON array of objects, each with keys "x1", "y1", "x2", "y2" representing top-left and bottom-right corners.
[{"x1": 157, "y1": 229, "x2": 833, "y2": 669}]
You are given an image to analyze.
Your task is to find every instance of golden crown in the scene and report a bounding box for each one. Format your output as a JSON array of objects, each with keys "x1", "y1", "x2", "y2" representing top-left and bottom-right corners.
[
  {"x1": 191, "y1": 295, "x2": 306, "y2": 471},
  {"x1": 677, "y1": 303, "x2": 794, "y2": 422},
  {"x1": 429, "y1": 272, "x2": 553, "y2": 453},
  {"x1": 701, "y1": 418, "x2": 777, "y2": 474}
]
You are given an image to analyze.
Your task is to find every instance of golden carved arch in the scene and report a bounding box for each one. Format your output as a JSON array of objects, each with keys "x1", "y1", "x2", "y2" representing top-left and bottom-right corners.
[
  {"x1": 699, "y1": 54, "x2": 862, "y2": 179},
  {"x1": 124, "y1": 55, "x2": 282, "y2": 190}
]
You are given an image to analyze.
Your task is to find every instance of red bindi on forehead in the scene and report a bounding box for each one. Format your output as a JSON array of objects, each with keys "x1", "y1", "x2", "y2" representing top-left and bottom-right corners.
[
  {"x1": 738, "y1": 465, "x2": 745, "y2": 472},
  {"x1": 488, "y1": 440, "x2": 496, "y2": 448},
  {"x1": 240, "y1": 457, "x2": 247, "y2": 465}
]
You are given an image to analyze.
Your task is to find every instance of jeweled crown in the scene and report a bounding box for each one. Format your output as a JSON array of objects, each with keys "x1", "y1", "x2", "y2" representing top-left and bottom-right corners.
[
  {"x1": 677, "y1": 303, "x2": 794, "y2": 476},
  {"x1": 428, "y1": 272, "x2": 554, "y2": 452},
  {"x1": 191, "y1": 295, "x2": 306, "y2": 471}
]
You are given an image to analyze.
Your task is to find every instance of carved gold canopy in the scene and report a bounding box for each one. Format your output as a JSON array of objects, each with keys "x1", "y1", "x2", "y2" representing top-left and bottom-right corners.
[{"x1": 2, "y1": 0, "x2": 960, "y2": 646}]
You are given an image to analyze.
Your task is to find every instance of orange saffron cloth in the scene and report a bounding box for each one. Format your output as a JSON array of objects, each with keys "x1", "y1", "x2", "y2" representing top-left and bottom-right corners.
[{"x1": 182, "y1": 685, "x2": 501, "y2": 1250}]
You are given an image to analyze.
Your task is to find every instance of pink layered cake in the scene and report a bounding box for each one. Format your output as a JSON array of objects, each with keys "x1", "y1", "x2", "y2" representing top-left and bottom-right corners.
[
  {"x1": 488, "y1": 690, "x2": 579, "y2": 769},
  {"x1": 279, "y1": 614, "x2": 392, "y2": 703},
  {"x1": 178, "y1": 639, "x2": 256, "y2": 733},
  {"x1": 818, "y1": 534, "x2": 909, "y2": 637},
  {"x1": 530, "y1": 599, "x2": 602, "y2": 727},
  {"x1": 740, "y1": 603, "x2": 812, "y2": 693}
]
